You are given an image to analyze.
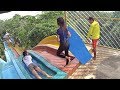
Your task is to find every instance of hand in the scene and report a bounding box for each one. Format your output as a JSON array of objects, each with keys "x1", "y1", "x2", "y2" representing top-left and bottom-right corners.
[
  {"x1": 57, "y1": 38, "x2": 60, "y2": 42},
  {"x1": 68, "y1": 31, "x2": 71, "y2": 37}
]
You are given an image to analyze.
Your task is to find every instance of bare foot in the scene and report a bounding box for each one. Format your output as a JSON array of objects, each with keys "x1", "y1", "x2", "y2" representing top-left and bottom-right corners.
[
  {"x1": 47, "y1": 75, "x2": 52, "y2": 78},
  {"x1": 37, "y1": 76, "x2": 42, "y2": 79}
]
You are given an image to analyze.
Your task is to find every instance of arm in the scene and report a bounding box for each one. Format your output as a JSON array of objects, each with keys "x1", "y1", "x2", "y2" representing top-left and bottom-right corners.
[
  {"x1": 87, "y1": 25, "x2": 93, "y2": 43},
  {"x1": 87, "y1": 25, "x2": 93, "y2": 39},
  {"x1": 56, "y1": 29, "x2": 60, "y2": 42},
  {"x1": 68, "y1": 31, "x2": 71, "y2": 37},
  {"x1": 57, "y1": 35, "x2": 60, "y2": 42},
  {"x1": 63, "y1": 24, "x2": 71, "y2": 37}
]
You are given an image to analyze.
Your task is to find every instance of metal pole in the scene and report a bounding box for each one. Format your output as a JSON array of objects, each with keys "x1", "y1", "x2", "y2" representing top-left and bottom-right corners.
[{"x1": 64, "y1": 11, "x2": 67, "y2": 24}]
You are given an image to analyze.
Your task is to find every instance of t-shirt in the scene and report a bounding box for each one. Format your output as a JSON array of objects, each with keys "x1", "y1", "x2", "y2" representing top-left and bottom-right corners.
[
  {"x1": 87, "y1": 21, "x2": 100, "y2": 39},
  {"x1": 3, "y1": 34, "x2": 9, "y2": 39},
  {"x1": 23, "y1": 55, "x2": 33, "y2": 66},
  {"x1": 57, "y1": 28, "x2": 69, "y2": 43}
]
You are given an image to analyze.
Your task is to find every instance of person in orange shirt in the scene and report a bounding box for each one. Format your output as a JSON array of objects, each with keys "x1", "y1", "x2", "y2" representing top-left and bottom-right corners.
[{"x1": 87, "y1": 17, "x2": 100, "y2": 60}]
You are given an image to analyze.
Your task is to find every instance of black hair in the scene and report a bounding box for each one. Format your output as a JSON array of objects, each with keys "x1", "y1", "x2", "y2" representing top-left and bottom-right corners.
[
  {"x1": 23, "y1": 50, "x2": 27, "y2": 57},
  {"x1": 57, "y1": 17, "x2": 65, "y2": 26},
  {"x1": 88, "y1": 17, "x2": 94, "y2": 21}
]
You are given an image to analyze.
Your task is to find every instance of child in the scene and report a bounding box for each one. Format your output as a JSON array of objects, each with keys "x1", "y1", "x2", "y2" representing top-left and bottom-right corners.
[{"x1": 23, "y1": 50, "x2": 52, "y2": 79}]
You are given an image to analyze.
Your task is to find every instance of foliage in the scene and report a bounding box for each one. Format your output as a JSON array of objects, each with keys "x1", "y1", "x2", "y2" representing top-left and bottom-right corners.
[{"x1": 0, "y1": 11, "x2": 64, "y2": 57}]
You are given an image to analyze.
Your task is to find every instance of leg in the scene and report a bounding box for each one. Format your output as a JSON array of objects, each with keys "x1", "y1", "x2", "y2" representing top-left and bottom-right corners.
[
  {"x1": 57, "y1": 43, "x2": 65, "y2": 58},
  {"x1": 28, "y1": 64, "x2": 42, "y2": 79},
  {"x1": 64, "y1": 41, "x2": 70, "y2": 57},
  {"x1": 93, "y1": 48, "x2": 96, "y2": 60},
  {"x1": 92, "y1": 39, "x2": 98, "y2": 60},
  {"x1": 31, "y1": 69, "x2": 42, "y2": 79},
  {"x1": 65, "y1": 42, "x2": 75, "y2": 60},
  {"x1": 35, "y1": 66, "x2": 52, "y2": 78},
  {"x1": 64, "y1": 42, "x2": 71, "y2": 66}
]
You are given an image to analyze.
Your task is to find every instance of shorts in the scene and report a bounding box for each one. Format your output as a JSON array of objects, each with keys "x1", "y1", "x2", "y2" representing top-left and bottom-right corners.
[
  {"x1": 28, "y1": 63, "x2": 38, "y2": 71},
  {"x1": 92, "y1": 39, "x2": 99, "y2": 49}
]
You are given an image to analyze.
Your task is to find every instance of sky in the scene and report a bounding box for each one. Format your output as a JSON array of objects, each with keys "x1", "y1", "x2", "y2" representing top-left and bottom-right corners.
[
  {"x1": 0, "y1": 11, "x2": 42, "y2": 20},
  {"x1": 0, "y1": 11, "x2": 114, "y2": 21}
]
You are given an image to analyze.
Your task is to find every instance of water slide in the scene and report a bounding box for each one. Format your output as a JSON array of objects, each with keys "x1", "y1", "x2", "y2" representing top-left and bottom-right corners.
[
  {"x1": 0, "y1": 41, "x2": 67, "y2": 79},
  {"x1": 0, "y1": 26, "x2": 91, "y2": 79}
]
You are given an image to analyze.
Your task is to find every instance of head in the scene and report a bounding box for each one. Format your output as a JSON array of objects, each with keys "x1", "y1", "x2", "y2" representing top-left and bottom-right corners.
[
  {"x1": 23, "y1": 50, "x2": 28, "y2": 57},
  {"x1": 6, "y1": 32, "x2": 9, "y2": 36},
  {"x1": 88, "y1": 17, "x2": 94, "y2": 24},
  {"x1": 57, "y1": 17, "x2": 65, "y2": 27}
]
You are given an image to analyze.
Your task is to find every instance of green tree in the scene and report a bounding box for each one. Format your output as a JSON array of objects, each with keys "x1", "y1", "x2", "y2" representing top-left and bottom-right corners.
[{"x1": 0, "y1": 11, "x2": 64, "y2": 54}]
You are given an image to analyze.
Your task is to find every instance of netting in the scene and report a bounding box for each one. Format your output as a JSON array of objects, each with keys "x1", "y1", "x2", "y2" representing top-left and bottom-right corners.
[{"x1": 66, "y1": 11, "x2": 120, "y2": 49}]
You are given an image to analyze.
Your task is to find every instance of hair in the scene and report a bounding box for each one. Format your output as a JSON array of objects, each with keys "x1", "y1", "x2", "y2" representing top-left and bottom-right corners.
[
  {"x1": 88, "y1": 17, "x2": 94, "y2": 21},
  {"x1": 23, "y1": 50, "x2": 28, "y2": 57},
  {"x1": 57, "y1": 17, "x2": 65, "y2": 27}
]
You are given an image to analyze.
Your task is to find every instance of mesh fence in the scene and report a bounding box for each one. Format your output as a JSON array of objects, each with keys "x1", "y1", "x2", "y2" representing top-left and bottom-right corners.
[{"x1": 66, "y1": 11, "x2": 120, "y2": 49}]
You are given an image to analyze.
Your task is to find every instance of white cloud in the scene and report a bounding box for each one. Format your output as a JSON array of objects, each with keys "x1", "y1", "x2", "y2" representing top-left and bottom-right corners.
[{"x1": 0, "y1": 11, "x2": 42, "y2": 20}]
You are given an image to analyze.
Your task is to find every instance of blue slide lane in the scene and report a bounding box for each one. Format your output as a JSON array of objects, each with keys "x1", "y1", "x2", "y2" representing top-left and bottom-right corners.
[{"x1": 0, "y1": 41, "x2": 67, "y2": 79}]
